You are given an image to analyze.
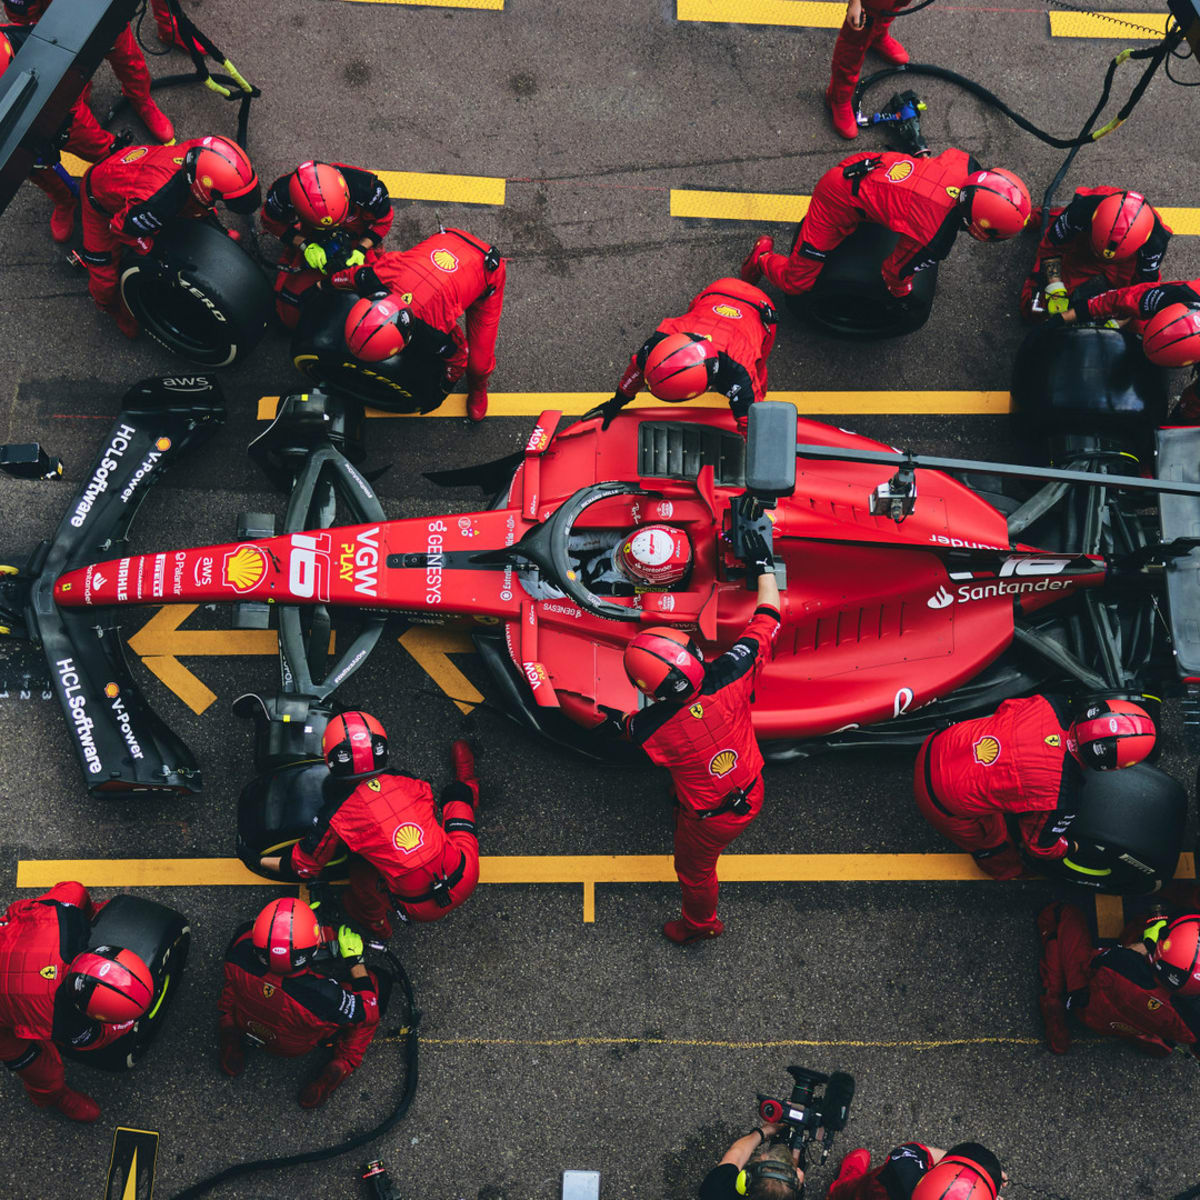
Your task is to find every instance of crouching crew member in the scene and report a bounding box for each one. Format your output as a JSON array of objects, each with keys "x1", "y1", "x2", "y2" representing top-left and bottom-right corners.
[
  {"x1": 913, "y1": 695, "x2": 1155, "y2": 880},
  {"x1": 828, "y1": 1142, "x2": 1005, "y2": 1200},
  {"x1": 261, "y1": 718, "x2": 481, "y2": 939},
  {"x1": 697, "y1": 1122, "x2": 804, "y2": 1199},
  {"x1": 219, "y1": 897, "x2": 387, "y2": 1108},
  {"x1": 740, "y1": 150, "x2": 1029, "y2": 300},
  {"x1": 0, "y1": 882, "x2": 154, "y2": 1122},
  {"x1": 583, "y1": 278, "x2": 776, "y2": 434}
]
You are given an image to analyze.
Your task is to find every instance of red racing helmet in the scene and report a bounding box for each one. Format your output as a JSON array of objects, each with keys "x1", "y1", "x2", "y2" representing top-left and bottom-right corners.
[
  {"x1": 66, "y1": 946, "x2": 154, "y2": 1023},
  {"x1": 1148, "y1": 914, "x2": 1200, "y2": 996},
  {"x1": 323, "y1": 710, "x2": 388, "y2": 777},
  {"x1": 1090, "y1": 191, "x2": 1155, "y2": 261},
  {"x1": 345, "y1": 296, "x2": 412, "y2": 362},
  {"x1": 644, "y1": 333, "x2": 716, "y2": 402},
  {"x1": 0, "y1": 32, "x2": 13, "y2": 77},
  {"x1": 1067, "y1": 699, "x2": 1156, "y2": 770},
  {"x1": 913, "y1": 1145, "x2": 1002, "y2": 1200},
  {"x1": 623, "y1": 627, "x2": 705, "y2": 701},
  {"x1": 288, "y1": 161, "x2": 351, "y2": 230},
  {"x1": 962, "y1": 168, "x2": 1031, "y2": 241},
  {"x1": 615, "y1": 525, "x2": 693, "y2": 587},
  {"x1": 252, "y1": 897, "x2": 322, "y2": 973},
  {"x1": 1142, "y1": 303, "x2": 1200, "y2": 368},
  {"x1": 184, "y1": 135, "x2": 260, "y2": 212}
]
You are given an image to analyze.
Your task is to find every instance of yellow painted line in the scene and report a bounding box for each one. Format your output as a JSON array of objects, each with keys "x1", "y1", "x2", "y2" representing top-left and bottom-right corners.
[
  {"x1": 1049, "y1": 10, "x2": 1170, "y2": 38},
  {"x1": 258, "y1": 391, "x2": 1010, "y2": 420},
  {"x1": 399, "y1": 1034, "x2": 1043, "y2": 1048},
  {"x1": 372, "y1": 170, "x2": 506, "y2": 206},
  {"x1": 342, "y1": 0, "x2": 502, "y2": 7},
  {"x1": 677, "y1": 0, "x2": 844, "y2": 28},
  {"x1": 1158, "y1": 207, "x2": 1200, "y2": 236},
  {"x1": 17, "y1": 859, "x2": 266, "y2": 887},
  {"x1": 1095, "y1": 892, "x2": 1126, "y2": 940},
  {"x1": 397, "y1": 628, "x2": 483, "y2": 715},
  {"x1": 672, "y1": 189, "x2": 809, "y2": 224}
]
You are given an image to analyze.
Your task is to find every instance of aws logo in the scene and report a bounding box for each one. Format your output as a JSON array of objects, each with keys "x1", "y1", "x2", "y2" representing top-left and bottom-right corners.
[
  {"x1": 223, "y1": 545, "x2": 268, "y2": 593},
  {"x1": 886, "y1": 161, "x2": 914, "y2": 183},
  {"x1": 394, "y1": 823, "x2": 425, "y2": 853},
  {"x1": 431, "y1": 249, "x2": 459, "y2": 272},
  {"x1": 972, "y1": 735, "x2": 1002, "y2": 765},
  {"x1": 709, "y1": 749, "x2": 738, "y2": 777}
]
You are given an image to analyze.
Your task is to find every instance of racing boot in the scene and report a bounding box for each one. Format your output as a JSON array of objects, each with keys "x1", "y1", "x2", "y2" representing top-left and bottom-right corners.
[
  {"x1": 663, "y1": 917, "x2": 724, "y2": 945},
  {"x1": 739, "y1": 235, "x2": 774, "y2": 285},
  {"x1": 298, "y1": 1059, "x2": 351, "y2": 1109},
  {"x1": 825, "y1": 81, "x2": 859, "y2": 140},
  {"x1": 465, "y1": 371, "x2": 490, "y2": 422},
  {"x1": 451, "y1": 738, "x2": 480, "y2": 807},
  {"x1": 832, "y1": 1150, "x2": 872, "y2": 1187},
  {"x1": 871, "y1": 24, "x2": 909, "y2": 64},
  {"x1": 49, "y1": 1087, "x2": 101, "y2": 1123},
  {"x1": 131, "y1": 97, "x2": 175, "y2": 145}
]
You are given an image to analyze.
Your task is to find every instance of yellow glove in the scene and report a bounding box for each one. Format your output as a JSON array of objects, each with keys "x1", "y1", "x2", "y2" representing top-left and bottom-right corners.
[
  {"x1": 1045, "y1": 281, "x2": 1068, "y2": 316},
  {"x1": 343, "y1": 249, "x2": 366, "y2": 270},
  {"x1": 302, "y1": 241, "x2": 328, "y2": 271},
  {"x1": 337, "y1": 924, "x2": 364, "y2": 959}
]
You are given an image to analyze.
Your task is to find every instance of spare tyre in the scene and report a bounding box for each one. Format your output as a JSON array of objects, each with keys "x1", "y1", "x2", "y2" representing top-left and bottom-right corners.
[
  {"x1": 63, "y1": 895, "x2": 190, "y2": 1071},
  {"x1": 291, "y1": 288, "x2": 450, "y2": 413},
  {"x1": 787, "y1": 222, "x2": 938, "y2": 339},
  {"x1": 1025, "y1": 762, "x2": 1186, "y2": 895},
  {"x1": 120, "y1": 220, "x2": 273, "y2": 367}
]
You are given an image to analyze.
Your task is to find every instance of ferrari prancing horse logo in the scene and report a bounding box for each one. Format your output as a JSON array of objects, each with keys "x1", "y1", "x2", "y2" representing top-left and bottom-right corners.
[{"x1": 39, "y1": 965, "x2": 57, "y2": 980}]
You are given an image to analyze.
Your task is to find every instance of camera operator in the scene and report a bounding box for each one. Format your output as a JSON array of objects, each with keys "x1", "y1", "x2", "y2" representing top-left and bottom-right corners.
[
  {"x1": 699, "y1": 1123, "x2": 805, "y2": 1199},
  {"x1": 828, "y1": 1142, "x2": 1005, "y2": 1199}
]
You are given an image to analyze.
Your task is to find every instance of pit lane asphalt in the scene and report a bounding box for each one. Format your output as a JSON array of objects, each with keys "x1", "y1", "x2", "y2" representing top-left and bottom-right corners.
[{"x1": 2, "y1": 1, "x2": 1200, "y2": 1197}]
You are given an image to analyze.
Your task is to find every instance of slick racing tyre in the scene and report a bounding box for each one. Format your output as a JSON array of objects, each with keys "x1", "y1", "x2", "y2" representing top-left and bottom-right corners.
[
  {"x1": 120, "y1": 220, "x2": 273, "y2": 368},
  {"x1": 1029, "y1": 763, "x2": 1186, "y2": 895},
  {"x1": 787, "y1": 222, "x2": 937, "y2": 340},
  {"x1": 64, "y1": 895, "x2": 190, "y2": 1071},
  {"x1": 291, "y1": 288, "x2": 450, "y2": 413},
  {"x1": 236, "y1": 761, "x2": 349, "y2": 880}
]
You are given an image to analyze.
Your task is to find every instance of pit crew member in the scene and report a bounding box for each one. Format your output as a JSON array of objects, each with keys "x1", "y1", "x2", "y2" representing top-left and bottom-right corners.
[
  {"x1": 1021, "y1": 189, "x2": 1171, "y2": 320},
  {"x1": 913, "y1": 695, "x2": 1156, "y2": 880},
  {"x1": 697, "y1": 1123, "x2": 804, "y2": 1199},
  {"x1": 582, "y1": 278, "x2": 776, "y2": 434},
  {"x1": 606, "y1": 530, "x2": 780, "y2": 944},
  {"x1": 828, "y1": 1142, "x2": 1005, "y2": 1200},
  {"x1": 218, "y1": 897, "x2": 387, "y2": 1108},
  {"x1": 0, "y1": 882, "x2": 154, "y2": 1122},
  {"x1": 329, "y1": 227, "x2": 506, "y2": 422},
  {"x1": 1036, "y1": 894, "x2": 1200, "y2": 1057},
  {"x1": 78, "y1": 134, "x2": 260, "y2": 338},
  {"x1": 1055, "y1": 278, "x2": 1200, "y2": 368},
  {"x1": 260, "y1": 719, "x2": 481, "y2": 939},
  {"x1": 739, "y1": 150, "x2": 1030, "y2": 299},
  {"x1": 260, "y1": 160, "x2": 394, "y2": 328},
  {"x1": 826, "y1": 0, "x2": 913, "y2": 140},
  {"x1": 2, "y1": 0, "x2": 175, "y2": 143}
]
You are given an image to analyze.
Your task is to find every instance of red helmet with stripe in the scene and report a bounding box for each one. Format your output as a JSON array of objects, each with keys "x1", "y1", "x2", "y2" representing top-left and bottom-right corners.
[
  {"x1": 323, "y1": 710, "x2": 388, "y2": 777},
  {"x1": 345, "y1": 296, "x2": 412, "y2": 363},
  {"x1": 252, "y1": 898, "x2": 322, "y2": 974},
  {"x1": 1067, "y1": 699, "x2": 1155, "y2": 770},
  {"x1": 963, "y1": 168, "x2": 1031, "y2": 241},
  {"x1": 615, "y1": 525, "x2": 693, "y2": 587},
  {"x1": 623, "y1": 627, "x2": 705, "y2": 701},
  {"x1": 1149, "y1": 914, "x2": 1200, "y2": 997},
  {"x1": 1142, "y1": 303, "x2": 1200, "y2": 368},
  {"x1": 184, "y1": 135, "x2": 260, "y2": 212},
  {"x1": 644, "y1": 333, "x2": 716, "y2": 402},
  {"x1": 1090, "y1": 191, "x2": 1155, "y2": 261},
  {"x1": 66, "y1": 946, "x2": 154, "y2": 1023},
  {"x1": 288, "y1": 161, "x2": 351, "y2": 230},
  {"x1": 913, "y1": 1145, "x2": 1002, "y2": 1200}
]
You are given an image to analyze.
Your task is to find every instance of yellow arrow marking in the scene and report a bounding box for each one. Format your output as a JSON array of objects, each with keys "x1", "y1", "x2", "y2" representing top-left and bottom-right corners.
[
  {"x1": 121, "y1": 1148, "x2": 138, "y2": 1200},
  {"x1": 398, "y1": 627, "x2": 483, "y2": 714}
]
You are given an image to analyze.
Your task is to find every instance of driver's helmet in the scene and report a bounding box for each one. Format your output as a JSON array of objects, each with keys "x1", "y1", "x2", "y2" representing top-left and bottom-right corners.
[
  {"x1": 1090, "y1": 191, "x2": 1154, "y2": 261},
  {"x1": 1143, "y1": 303, "x2": 1200, "y2": 368},
  {"x1": 1146, "y1": 913, "x2": 1200, "y2": 996},
  {"x1": 912, "y1": 1144, "x2": 1002, "y2": 1200},
  {"x1": 962, "y1": 168, "x2": 1030, "y2": 241},
  {"x1": 1066, "y1": 698, "x2": 1155, "y2": 770},
  {"x1": 65, "y1": 946, "x2": 155, "y2": 1023},
  {"x1": 252, "y1": 897, "x2": 322, "y2": 974},
  {"x1": 614, "y1": 524, "x2": 692, "y2": 587}
]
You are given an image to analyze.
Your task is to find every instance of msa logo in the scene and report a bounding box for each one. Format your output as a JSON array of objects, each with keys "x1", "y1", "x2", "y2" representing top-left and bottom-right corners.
[{"x1": 927, "y1": 587, "x2": 953, "y2": 609}]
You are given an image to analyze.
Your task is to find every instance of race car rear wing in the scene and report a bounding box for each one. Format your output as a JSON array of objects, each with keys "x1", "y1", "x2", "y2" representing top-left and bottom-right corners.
[{"x1": 20, "y1": 376, "x2": 225, "y2": 797}]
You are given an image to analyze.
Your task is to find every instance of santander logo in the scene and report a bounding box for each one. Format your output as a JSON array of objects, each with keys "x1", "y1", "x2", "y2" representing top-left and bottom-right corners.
[{"x1": 927, "y1": 587, "x2": 953, "y2": 609}]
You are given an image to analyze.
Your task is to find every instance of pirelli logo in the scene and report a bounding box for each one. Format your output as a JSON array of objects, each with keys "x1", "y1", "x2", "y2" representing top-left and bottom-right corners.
[{"x1": 104, "y1": 1127, "x2": 159, "y2": 1200}]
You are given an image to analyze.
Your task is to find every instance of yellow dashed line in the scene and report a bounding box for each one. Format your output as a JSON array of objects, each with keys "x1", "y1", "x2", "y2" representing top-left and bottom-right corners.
[
  {"x1": 393, "y1": 1034, "x2": 1044, "y2": 1048},
  {"x1": 671, "y1": 188, "x2": 810, "y2": 224},
  {"x1": 677, "y1": 0, "x2": 844, "y2": 28},
  {"x1": 1158, "y1": 207, "x2": 1200, "y2": 236},
  {"x1": 1048, "y1": 10, "x2": 1170, "y2": 38},
  {"x1": 339, "y1": 0, "x2": 502, "y2": 8},
  {"x1": 372, "y1": 169, "x2": 506, "y2": 206}
]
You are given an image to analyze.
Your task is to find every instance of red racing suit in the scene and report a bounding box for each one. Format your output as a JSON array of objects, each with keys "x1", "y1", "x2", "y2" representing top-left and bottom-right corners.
[
  {"x1": 80, "y1": 139, "x2": 210, "y2": 313},
  {"x1": 612, "y1": 278, "x2": 777, "y2": 430},
  {"x1": 1038, "y1": 902, "x2": 1200, "y2": 1057},
  {"x1": 0, "y1": 884, "x2": 132, "y2": 1106},
  {"x1": 759, "y1": 148, "x2": 977, "y2": 297},
  {"x1": 288, "y1": 772, "x2": 480, "y2": 924},
  {"x1": 913, "y1": 694, "x2": 1081, "y2": 880},
  {"x1": 261, "y1": 165, "x2": 394, "y2": 328},
  {"x1": 1021, "y1": 187, "x2": 1171, "y2": 318},
  {"x1": 1076, "y1": 277, "x2": 1200, "y2": 335},
  {"x1": 331, "y1": 228, "x2": 506, "y2": 388},
  {"x1": 622, "y1": 604, "x2": 781, "y2": 933},
  {"x1": 828, "y1": 1143, "x2": 936, "y2": 1200},
  {"x1": 218, "y1": 924, "x2": 382, "y2": 1070},
  {"x1": 828, "y1": 0, "x2": 913, "y2": 107}
]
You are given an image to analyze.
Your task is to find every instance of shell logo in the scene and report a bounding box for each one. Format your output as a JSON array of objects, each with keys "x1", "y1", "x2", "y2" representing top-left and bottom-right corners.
[
  {"x1": 201, "y1": 174, "x2": 213, "y2": 189},
  {"x1": 972, "y1": 735, "x2": 1002, "y2": 765},
  {"x1": 223, "y1": 544, "x2": 268, "y2": 593},
  {"x1": 886, "y1": 161, "x2": 914, "y2": 183},
  {"x1": 394, "y1": 823, "x2": 425, "y2": 853},
  {"x1": 104, "y1": 683, "x2": 120, "y2": 699},
  {"x1": 155, "y1": 436, "x2": 172, "y2": 452},
  {"x1": 709, "y1": 749, "x2": 738, "y2": 777},
  {"x1": 712, "y1": 303, "x2": 743, "y2": 319},
  {"x1": 121, "y1": 148, "x2": 148, "y2": 164},
  {"x1": 431, "y1": 249, "x2": 459, "y2": 273}
]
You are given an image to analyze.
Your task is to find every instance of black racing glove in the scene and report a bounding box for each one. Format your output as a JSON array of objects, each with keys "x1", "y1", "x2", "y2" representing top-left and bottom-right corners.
[
  {"x1": 580, "y1": 392, "x2": 629, "y2": 431},
  {"x1": 740, "y1": 528, "x2": 775, "y2": 577},
  {"x1": 593, "y1": 704, "x2": 626, "y2": 738}
]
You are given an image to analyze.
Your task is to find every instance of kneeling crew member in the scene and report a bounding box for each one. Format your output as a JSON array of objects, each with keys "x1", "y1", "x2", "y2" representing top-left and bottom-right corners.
[
  {"x1": 698, "y1": 1122, "x2": 804, "y2": 1199},
  {"x1": 261, "y1": 716, "x2": 481, "y2": 939},
  {"x1": 740, "y1": 150, "x2": 1029, "y2": 299},
  {"x1": 829, "y1": 1142, "x2": 1005, "y2": 1199},
  {"x1": 329, "y1": 227, "x2": 506, "y2": 422},
  {"x1": 0, "y1": 882, "x2": 154, "y2": 1122},
  {"x1": 1036, "y1": 897, "x2": 1200, "y2": 1057},
  {"x1": 218, "y1": 897, "x2": 386, "y2": 1108},
  {"x1": 610, "y1": 531, "x2": 781, "y2": 944},
  {"x1": 584, "y1": 278, "x2": 776, "y2": 434},
  {"x1": 913, "y1": 695, "x2": 1155, "y2": 880}
]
